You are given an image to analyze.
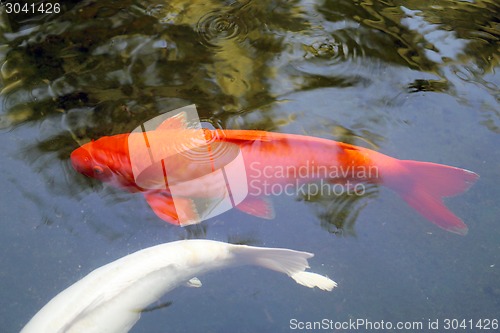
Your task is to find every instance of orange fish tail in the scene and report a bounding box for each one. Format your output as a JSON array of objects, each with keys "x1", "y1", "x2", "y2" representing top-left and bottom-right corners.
[{"x1": 392, "y1": 160, "x2": 478, "y2": 235}]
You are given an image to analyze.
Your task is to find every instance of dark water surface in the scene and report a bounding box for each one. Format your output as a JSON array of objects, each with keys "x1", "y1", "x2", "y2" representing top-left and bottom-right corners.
[{"x1": 1, "y1": 0, "x2": 499, "y2": 332}]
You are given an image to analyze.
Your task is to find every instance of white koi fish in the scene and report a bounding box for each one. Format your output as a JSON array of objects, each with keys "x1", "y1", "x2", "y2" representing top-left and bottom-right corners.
[{"x1": 21, "y1": 240, "x2": 335, "y2": 333}]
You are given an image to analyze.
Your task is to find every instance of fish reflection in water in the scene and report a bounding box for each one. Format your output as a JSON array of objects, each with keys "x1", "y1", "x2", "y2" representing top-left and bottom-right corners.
[
  {"x1": 71, "y1": 106, "x2": 478, "y2": 235},
  {"x1": 21, "y1": 240, "x2": 335, "y2": 333}
]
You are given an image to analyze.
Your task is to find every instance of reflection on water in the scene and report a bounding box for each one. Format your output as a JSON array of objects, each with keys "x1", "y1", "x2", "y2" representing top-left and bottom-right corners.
[
  {"x1": 1, "y1": 0, "x2": 497, "y2": 124},
  {"x1": 299, "y1": 182, "x2": 379, "y2": 236},
  {"x1": 0, "y1": 1, "x2": 498, "y2": 332},
  {"x1": 0, "y1": 0, "x2": 497, "y2": 232}
]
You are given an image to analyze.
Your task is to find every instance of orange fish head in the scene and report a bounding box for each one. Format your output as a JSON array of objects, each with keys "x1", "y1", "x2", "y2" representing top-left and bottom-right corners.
[{"x1": 70, "y1": 143, "x2": 114, "y2": 181}]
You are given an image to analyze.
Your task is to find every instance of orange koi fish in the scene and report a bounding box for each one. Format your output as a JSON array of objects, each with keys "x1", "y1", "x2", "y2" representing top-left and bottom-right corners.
[{"x1": 71, "y1": 113, "x2": 478, "y2": 235}]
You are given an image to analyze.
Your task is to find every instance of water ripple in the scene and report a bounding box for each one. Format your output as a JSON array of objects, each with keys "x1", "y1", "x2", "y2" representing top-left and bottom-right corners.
[
  {"x1": 196, "y1": 9, "x2": 249, "y2": 48},
  {"x1": 290, "y1": 27, "x2": 370, "y2": 82},
  {"x1": 303, "y1": 30, "x2": 365, "y2": 64},
  {"x1": 163, "y1": 139, "x2": 240, "y2": 184}
]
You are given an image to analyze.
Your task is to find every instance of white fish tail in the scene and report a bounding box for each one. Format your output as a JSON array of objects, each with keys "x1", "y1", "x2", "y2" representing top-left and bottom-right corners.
[
  {"x1": 291, "y1": 271, "x2": 337, "y2": 291},
  {"x1": 234, "y1": 245, "x2": 336, "y2": 291}
]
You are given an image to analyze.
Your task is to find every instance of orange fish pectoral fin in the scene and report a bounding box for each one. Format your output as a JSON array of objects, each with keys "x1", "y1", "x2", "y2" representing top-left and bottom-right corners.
[
  {"x1": 143, "y1": 191, "x2": 201, "y2": 226},
  {"x1": 236, "y1": 196, "x2": 275, "y2": 220}
]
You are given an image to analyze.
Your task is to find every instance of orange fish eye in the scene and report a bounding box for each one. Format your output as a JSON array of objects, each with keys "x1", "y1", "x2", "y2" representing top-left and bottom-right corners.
[{"x1": 93, "y1": 166, "x2": 104, "y2": 175}]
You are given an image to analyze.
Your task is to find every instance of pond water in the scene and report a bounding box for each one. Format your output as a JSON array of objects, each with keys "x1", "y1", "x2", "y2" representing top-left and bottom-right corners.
[{"x1": 1, "y1": 0, "x2": 499, "y2": 332}]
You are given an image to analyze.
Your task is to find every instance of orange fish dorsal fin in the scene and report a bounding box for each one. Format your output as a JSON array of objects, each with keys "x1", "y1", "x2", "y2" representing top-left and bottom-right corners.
[
  {"x1": 214, "y1": 129, "x2": 274, "y2": 142},
  {"x1": 156, "y1": 111, "x2": 189, "y2": 130},
  {"x1": 156, "y1": 105, "x2": 203, "y2": 131}
]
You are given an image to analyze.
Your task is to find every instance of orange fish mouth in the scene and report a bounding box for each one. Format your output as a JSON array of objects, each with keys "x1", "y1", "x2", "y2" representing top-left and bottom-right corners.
[{"x1": 70, "y1": 147, "x2": 95, "y2": 177}]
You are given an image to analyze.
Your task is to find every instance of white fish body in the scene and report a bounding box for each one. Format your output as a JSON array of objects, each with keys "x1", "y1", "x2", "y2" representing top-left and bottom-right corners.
[{"x1": 21, "y1": 239, "x2": 336, "y2": 333}]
